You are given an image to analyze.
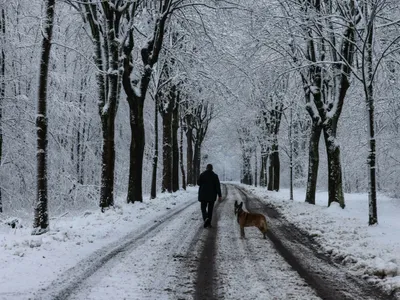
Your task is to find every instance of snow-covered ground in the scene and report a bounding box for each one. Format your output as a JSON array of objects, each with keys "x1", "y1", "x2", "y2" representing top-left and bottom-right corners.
[
  {"x1": 242, "y1": 184, "x2": 400, "y2": 295},
  {"x1": 0, "y1": 188, "x2": 197, "y2": 300},
  {"x1": 1, "y1": 183, "x2": 400, "y2": 299}
]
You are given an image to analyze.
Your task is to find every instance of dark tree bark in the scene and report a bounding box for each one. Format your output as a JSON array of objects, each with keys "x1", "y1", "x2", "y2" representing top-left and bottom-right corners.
[
  {"x1": 268, "y1": 142, "x2": 280, "y2": 191},
  {"x1": 161, "y1": 97, "x2": 173, "y2": 193},
  {"x1": 0, "y1": 8, "x2": 4, "y2": 213},
  {"x1": 254, "y1": 150, "x2": 258, "y2": 187},
  {"x1": 99, "y1": 5, "x2": 120, "y2": 210},
  {"x1": 366, "y1": 79, "x2": 377, "y2": 224},
  {"x1": 324, "y1": 124, "x2": 344, "y2": 208},
  {"x1": 191, "y1": 101, "x2": 212, "y2": 184},
  {"x1": 305, "y1": 122, "x2": 322, "y2": 205},
  {"x1": 261, "y1": 99, "x2": 282, "y2": 192},
  {"x1": 33, "y1": 0, "x2": 55, "y2": 234},
  {"x1": 122, "y1": 1, "x2": 171, "y2": 203},
  {"x1": 322, "y1": 26, "x2": 355, "y2": 208},
  {"x1": 172, "y1": 92, "x2": 180, "y2": 192},
  {"x1": 179, "y1": 117, "x2": 186, "y2": 190},
  {"x1": 238, "y1": 127, "x2": 253, "y2": 186},
  {"x1": 77, "y1": 76, "x2": 87, "y2": 185},
  {"x1": 79, "y1": 1, "x2": 121, "y2": 210},
  {"x1": 289, "y1": 104, "x2": 293, "y2": 200},
  {"x1": 259, "y1": 145, "x2": 268, "y2": 187},
  {"x1": 286, "y1": 0, "x2": 360, "y2": 208},
  {"x1": 185, "y1": 114, "x2": 194, "y2": 185},
  {"x1": 242, "y1": 151, "x2": 253, "y2": 185},
  {"x1": 150, "y1": 91, "x2": 159, "y2": 199},
  {"x1": 193, "y1": 138, "x2": 200, "y2": 182}
]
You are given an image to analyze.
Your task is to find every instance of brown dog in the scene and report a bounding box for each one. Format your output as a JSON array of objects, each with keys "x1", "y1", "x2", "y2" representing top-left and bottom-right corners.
[{"x1": 234, "y1": 200, "x2": 267, "y2": 239}]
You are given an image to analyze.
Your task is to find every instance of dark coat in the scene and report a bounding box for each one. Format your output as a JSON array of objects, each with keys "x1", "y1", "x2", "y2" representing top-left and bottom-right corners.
[{"x1": 197, "y1": 170, "x2": 222, "y2": 202}]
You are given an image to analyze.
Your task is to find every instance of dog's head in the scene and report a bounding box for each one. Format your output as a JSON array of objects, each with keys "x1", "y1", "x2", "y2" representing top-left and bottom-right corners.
[{"x1": 234, "y1": 201, "x2": 243, "y2": 216}]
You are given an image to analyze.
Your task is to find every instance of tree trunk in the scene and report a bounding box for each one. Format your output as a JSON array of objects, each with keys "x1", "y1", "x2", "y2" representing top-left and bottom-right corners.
[
  {"x1": 172, "y1": 98, "x2": 179, "y2": 192},
  {"x1": 33, "y1": 0, "x2": 55, "y2": 234},
  {"x1": 242, "y1": 151, "x2": 252, "y2": 185},
  {"x1": 254, "y1": 150, "x2": 258, "y2": 187},
  {"x1": 99, "y1": 116, "x2": 116, "y2": 208},
  {"x1": 323, "y1": 126, "x2": 345, "y2": 208},
  {"x1": 186, "y1": 126, "x2": 194, "y2": 185},
  {"x1": 267, "y1": 138, "x2": 280, "y2": 191},
  {"x1": 121, "y1": 3, "x2": 171, "y2": 203},
  {"x1": 289, "y1": 105, "x2": 293, "y2": 200},
  {"x1": 82, "y1": 2, "x2": 120, "y2": 210},
  {"x1": 179, "y1": 118, "x2": 186, "y2": 190},
  {"x1": 76, "y1": 77, "x2": 87, "y2": 185},
  {"x1": 126, "y1": 103, "x2": 145, "y2": 203},
  {"x1": 150, "y1": 93, "x2": 159, "y2": 199},
  {"x1": 272, "y1": 144, "x2": 280, "y2": 191},
  {"x1": 260, "y1": 146, "x2": 268, "y2": 187},
  {"x1": 162, "y1": 109, "x2": 173, "y2": 193},
  {"x1": 364, "y1": 12, "x2": 377, "y2": 225},
  {"x1": 0, "y1": 8, "x2": 4, "y2": 213},
  {"x1": 193, "y1": 140, "x2": 201, "y2": 183},
  {"x1": 305, "y1": 123, "x2": 321, "y2": 205}
]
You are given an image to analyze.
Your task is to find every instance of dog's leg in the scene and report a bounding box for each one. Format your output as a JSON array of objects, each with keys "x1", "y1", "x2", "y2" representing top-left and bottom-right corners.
[
  {"x1": 240, "y1": 226, "x2": 245, "y2": 239},
  {"x1": 258, "y1": 221, "x2": 267, "y2": 239}
]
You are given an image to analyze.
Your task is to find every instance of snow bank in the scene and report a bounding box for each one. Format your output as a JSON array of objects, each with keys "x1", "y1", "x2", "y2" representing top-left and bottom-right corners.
[{"x1": 243, "y1": 185, "x2": 400, "y2": 295}]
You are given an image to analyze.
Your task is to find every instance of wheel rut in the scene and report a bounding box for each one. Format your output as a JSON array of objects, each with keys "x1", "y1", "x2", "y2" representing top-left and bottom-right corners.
[
  {"x1": 194, "y1": 184, "x2": 228, "y2": 300},
  {"x1": 33, "y1": 200, "x2": 198, "y2": 300},
  {"x1": 235, "y1": 185, "x2": 394, "y2": 300}
]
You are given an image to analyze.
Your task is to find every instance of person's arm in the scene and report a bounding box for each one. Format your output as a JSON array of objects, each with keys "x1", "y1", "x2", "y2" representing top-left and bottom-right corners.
[
  {"x1": 197, "y1": 173, "x2": 202, "y2": 186},
  {"x1": 216, "y1": 175, "x2": 222, "y2": 200}
]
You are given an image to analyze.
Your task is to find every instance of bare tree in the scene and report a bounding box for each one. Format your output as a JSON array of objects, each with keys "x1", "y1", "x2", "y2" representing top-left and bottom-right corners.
[
  {"x1": 179, "y1": 116, "x2": 186, "y2": 190},
  {"x1": 32, "y1": 0, "x2": 55, "y2": 235},
  {"x1": 282, "y1": 0, "x2": 361, "y2": 207},
  {"x1": 192, "y1": 100, "x2": 213, "y2": 181},
  {"x1": 150, "y1": 83, "x2": 159, "y2": 200},
  {"x1": 0, "y1": 7, "x2": 4, "y2": 213},
  {"x1": 123, "y1": 0, "x2": 180, "y2": 203},
  {"x1": 353, "y1": 0, "x2": 400, "y2": 224},
  {"x1": 238, "y1": 126, "x2": 254, "y2": 185}
]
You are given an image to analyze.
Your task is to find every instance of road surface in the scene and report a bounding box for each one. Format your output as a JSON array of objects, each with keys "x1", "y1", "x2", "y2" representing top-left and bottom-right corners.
[{"x1": 34, "y1": 184, "x2": 393, "y2": 300}]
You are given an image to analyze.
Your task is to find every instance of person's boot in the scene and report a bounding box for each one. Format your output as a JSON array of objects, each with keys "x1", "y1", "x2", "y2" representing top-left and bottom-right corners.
[{"x1": 204, "y1": 218, "x2": 210, "y2": 228}]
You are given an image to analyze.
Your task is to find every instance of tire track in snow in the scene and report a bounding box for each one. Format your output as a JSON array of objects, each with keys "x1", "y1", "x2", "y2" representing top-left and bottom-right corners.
[
  {"x1": 194, "y1": 184, "x2": 228, "y2": 300},
  {"x1": 67, "y1": 202, "x2": 204, "y2": 300},
  {"x1": 213, "y1": 185, "x2": 319, "y2": 300},
  {"x1": 236, "y1": 185, "x2": 394, "y2": 300},
  {"x1": 33, "y1": 200, "x2": 198, "y2": 300}
]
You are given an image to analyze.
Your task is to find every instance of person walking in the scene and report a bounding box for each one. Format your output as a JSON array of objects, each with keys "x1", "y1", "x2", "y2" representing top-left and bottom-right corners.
[{"x1": 197, "y1": 164, "x2": 222, "y2": 228}]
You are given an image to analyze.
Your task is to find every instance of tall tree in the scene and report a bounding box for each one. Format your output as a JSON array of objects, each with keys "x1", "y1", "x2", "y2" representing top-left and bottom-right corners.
[
  {"x1": 265, "y1": 98, "x2": 283, "y2": 192},
  {"x1": 150, "y1": 80, "x2": 160, "y2": 200},
  {"x1": 32, "y1": 0, "x2": 55, "y2": 234},
  {"x1": 158, "y1": 81, "x2": 175, "y2": 193},
  {"x1": 192, "y1": 100, "x2": 213, "y2": 182},
  {"x1": 179, "y1": 116, "x2": 186, "y2": 190},
  {"x1": 238, "y1": 126, "x2": 254, "y2": 185},
  {"x1": 283, "y1": 0, "x2": 361, "y2": 207},
  {"x1": 172, "y1": 90, "x2": 180, "y2": 192},
  {"x1": 122, "y1": 0, "x2": 177, "y2": 203},
  {"x1": 183, "y1": 101, "x2": 195, "y2": 185},
  {"x1": 72, "y1": 0, "x2": 124, "y2": 210},
  {"x1": 353, "y1": 0, "x2": 400, "y2": 224},
  {"x1": 0, "y1": 7, "x2": 4, "y2": 213}
]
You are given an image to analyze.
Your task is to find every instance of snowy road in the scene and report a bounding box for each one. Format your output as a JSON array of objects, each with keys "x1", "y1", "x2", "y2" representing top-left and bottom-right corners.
[{"x1": 33, "y1": 184, "x2": 390, "y2": 300}]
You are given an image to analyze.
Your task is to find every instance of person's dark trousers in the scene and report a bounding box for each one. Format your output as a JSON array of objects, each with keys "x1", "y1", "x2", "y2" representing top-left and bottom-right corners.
[{"x1": 201, "y1": 201, "x2": 215, "y2": 222}]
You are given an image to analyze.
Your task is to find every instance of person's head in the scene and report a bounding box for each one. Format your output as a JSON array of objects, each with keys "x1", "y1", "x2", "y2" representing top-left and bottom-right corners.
[{"x1": 206, "y1": 164, "x2": 213, "y2": 171}]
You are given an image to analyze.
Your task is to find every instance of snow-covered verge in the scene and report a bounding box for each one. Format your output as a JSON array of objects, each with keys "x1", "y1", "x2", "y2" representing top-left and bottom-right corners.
[
  {"x1": 242, "y1": 184, "x2": 400, "y2": 296},
  {"x1": 0, "y1": 187, "x2": 198, "y2": 300}
]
